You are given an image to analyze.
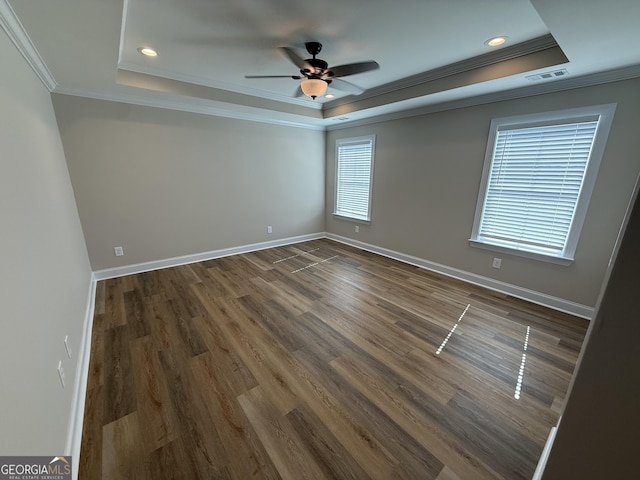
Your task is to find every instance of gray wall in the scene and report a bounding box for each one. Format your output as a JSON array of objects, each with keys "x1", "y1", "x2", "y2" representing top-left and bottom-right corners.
[
  {"x1": 542, "y1": 178, "x2": 640, "y2": 479},
  {"x1": 326, "y1": 78, "x2": 640, "y2": 308},
  {"x1": 52, "y1": 96, "x2": 326, "y2": 271},
  {"x1": 0, "y1": 29, "x2": 92, "y2": 454}
]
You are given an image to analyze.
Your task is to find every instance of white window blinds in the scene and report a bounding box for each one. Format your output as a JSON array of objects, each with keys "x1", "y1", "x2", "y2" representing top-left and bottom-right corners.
[
  {"x1": 478, "y1": 121, "x2": 598, "y2": 255},
  {"x1": 335, "y1": 136, "x2": 375, "y2": 221},
  {"x1": 470, "y1": 104, "x2": 616, "y2": 264}
]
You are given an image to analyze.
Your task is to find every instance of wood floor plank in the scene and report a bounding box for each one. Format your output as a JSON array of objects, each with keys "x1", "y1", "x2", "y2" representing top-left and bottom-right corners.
[
  {"x1": 86, "y1": 313, "x2": 105, "y2": 388},
  {"x1": 286, "y1": 403, "x2": 371, "y2": 480},
  {"x1": 102, "y1": 325, "x2": 136, "y2": 424},
  {"x1": 436, "y1": 465, "x2": 465, "y2": 480},
  {"x1": 157, "y1": 347, "x2": 230, "y2": 477},
  {"x1": 236, "y1": 294, "x2": 307, "y2": 353},
  {"x1": 190, "y1": 314, "x2": 258, "y2": 397},
  {"x1": 440, "y1": 391, "x2": 541, "y2": 480},
  {"x1": 78, "y1": 384, "x2": 103, "y2": 479},
  {"x1": 166, "y1": 298, "x2": 209, "y2": 357},
  {"x1": 103, "y1": 281, "x2": 126, "y2": 329},
  {"x1": 165, "y1": 272, "x2": 208, "y2": 319},
  {"x1": 102, "y1": 412, "x2": 148, "y2": 479},
  {"x1": 189, "y1": 353, "x2": 282, "y2": 480},
  {"x1": 147, "y1": 294, "x2": 183, "y2": 350},
  {"x1": 406, "y1": 347, "x2": 558, "y2": 444},
  {"x1": 145, "y1": 440, "x2": 199, "y2": 480},
  {"x1": 226, "y1": 293, "x2": 398, "y2": 478},
  {"x1": 123, "y1": 288, "x2": 152, "y2": 339},
  {"x1": 294, "y1": 348, "x2": 443, "y2": 480},
  {"x1": 238, "y1": 385, "x2": 326, "y2": 480},
  {"x1": 129, "y1": 336, "x2": 178, "y2": 454},
  {"x1": 328, "y1": 353, "x2": 495, "y2": 480},
  {"x1": 250, "y1": 276, "x2": 315, "y2": 316},
  {"x1": 94, "y1": 279, "x2": 106, "y2": 315},
  {"x1": 221, "y1": 317, "x2": 303, "y2": 415},
  {"x1": 80, "y1": 238, "x2": 587, "y2": 480}
]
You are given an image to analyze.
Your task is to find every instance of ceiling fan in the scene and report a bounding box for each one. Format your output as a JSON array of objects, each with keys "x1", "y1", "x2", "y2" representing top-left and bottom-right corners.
[{"x1": 245, "y1": 42, "x2": 380, "y2": 99}]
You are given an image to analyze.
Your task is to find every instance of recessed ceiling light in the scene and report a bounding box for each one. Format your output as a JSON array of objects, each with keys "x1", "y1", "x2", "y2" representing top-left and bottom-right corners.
[
  {"x1": 138, "y1": 47, "x2": 158, "y2": 57},
  {"x1": 325, "y1": 94, "x2": 335, "y2": 99},
  {"x1": 485, "y1": 36, "x2": 508, "y2": 47}
]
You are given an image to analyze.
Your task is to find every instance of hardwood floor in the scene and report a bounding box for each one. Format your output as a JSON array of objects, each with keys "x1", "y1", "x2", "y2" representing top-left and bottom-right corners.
[{"x1": 79, "y1": 239, "x2": 588, "y2": 479}]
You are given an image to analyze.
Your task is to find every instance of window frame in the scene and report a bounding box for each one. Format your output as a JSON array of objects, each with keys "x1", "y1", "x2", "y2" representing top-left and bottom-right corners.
[
  {"x1": 333, "y1": 135, "x2": 376, "y2": 222},
  {"x1": 469, "y1": 104, "x2": 616, "y2": 265}
]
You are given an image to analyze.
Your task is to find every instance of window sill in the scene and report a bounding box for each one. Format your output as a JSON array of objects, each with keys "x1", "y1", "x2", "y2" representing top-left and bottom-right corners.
[
  {"x1": 332, "y1": 213, "x2": 371, "y2": 224},
  {"x1": 468, "y1": 239, "x2": 574, "y2": 266}
]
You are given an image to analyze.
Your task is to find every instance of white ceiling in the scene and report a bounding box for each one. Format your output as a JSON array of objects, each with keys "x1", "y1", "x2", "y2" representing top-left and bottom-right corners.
[{"x1": 3, "y1": 0, "x2": 640, "y2": 129}]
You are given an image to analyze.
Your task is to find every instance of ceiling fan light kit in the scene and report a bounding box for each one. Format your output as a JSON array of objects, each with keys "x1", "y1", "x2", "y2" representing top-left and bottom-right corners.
[
  {"x1": 245, "y1": 41, "x2": 379, "y2": 100},
  {"x1": 300, "y1": 78, "x2": 328, "y2": 99}
]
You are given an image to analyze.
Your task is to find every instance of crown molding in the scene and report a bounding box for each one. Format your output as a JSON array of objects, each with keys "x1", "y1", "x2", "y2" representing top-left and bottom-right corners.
[
  {"x1": 116, "y1": 0, "x2": 320, "y2": 110},
  {"x1": 0, "y1": 0, "x2": 57, "y2": 91},
  {"x1": 53, "y1": 60, "x2": 640, "y2": 133},
  {"x1": 5, "y1": 0, "x2": 639, "y2": 134},
  {"x1": 52, "y1": 85, "x2": 325, "y2": 131},
  {"x1": 327, "y1": 63, "x2": 640, "y2": 131},
  {"x1": 325, "y1": 34, "x2": 561, "y2": 110},
  {"x1": 117, "y1": 61, "x2": 320, "y2": 109}
]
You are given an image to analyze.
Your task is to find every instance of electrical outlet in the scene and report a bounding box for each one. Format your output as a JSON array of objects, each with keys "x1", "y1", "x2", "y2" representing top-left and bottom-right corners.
[
  {"x1": 267, "y1": 225, "x2": 273, "y2": 234},
  {"x1": 114, "y1": 246, "x2": 124, "y2": 256},
  {"x1": 355, "y1": 225, "x2": 359, "y2": 233},
  {"x1": 64, "y1": 335, "x2": 72, "y2": 359},
  {"x1": 492, "y1": 257, "x2": 502, "y2": 269},
  {"x1": 57, "y1": 361, "x2": 65, "y2": 388}
]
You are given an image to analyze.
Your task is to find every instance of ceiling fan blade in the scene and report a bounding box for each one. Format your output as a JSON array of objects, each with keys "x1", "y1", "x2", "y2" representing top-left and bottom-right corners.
[
  {"x1": 245, "y1": 75, "x2": 302, "y2": 79},
  {"x1": 328, "y1": 61, "x2": 379, "y2": 78},
  {"x1": 329, "y1": 78, "x2": 365, "y2": 95},
  {"x1": 279, "y1": 46, "x2": 312, "y2": 71}
]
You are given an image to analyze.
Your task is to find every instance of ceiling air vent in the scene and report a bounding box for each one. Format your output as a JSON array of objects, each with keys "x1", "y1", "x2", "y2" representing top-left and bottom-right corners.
[{"x1": 526, "y1": 68, "x2": 569, "y2": 81}]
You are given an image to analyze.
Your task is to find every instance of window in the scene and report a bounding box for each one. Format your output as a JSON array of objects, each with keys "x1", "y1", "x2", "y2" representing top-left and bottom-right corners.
[
  {"x1": 334, "y1": 135, "x2": 375, "y2": 222},
  {"x1": 470, "y1": 104, "x2": 616, "y2": 264}
]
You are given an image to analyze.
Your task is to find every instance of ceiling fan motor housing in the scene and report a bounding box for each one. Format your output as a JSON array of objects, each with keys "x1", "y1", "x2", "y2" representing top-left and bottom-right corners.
[
  {"x1": 246, "y1": 40, "x2": 378, "y2": 99},
  {"x1": 301, "y1": 42, "x2": 329, "y2": 77},
  {"x1": 305, "y1": 41, "x2": 323, "y2": 56},
  {"x1": 302, "y1": 58, "x2": 329, "y2": 77}
]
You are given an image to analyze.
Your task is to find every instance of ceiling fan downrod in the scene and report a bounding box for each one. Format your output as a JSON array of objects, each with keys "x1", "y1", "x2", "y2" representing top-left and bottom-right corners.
[{"x1": 302, "y1": 42, "x2": 328, "y2": 77}]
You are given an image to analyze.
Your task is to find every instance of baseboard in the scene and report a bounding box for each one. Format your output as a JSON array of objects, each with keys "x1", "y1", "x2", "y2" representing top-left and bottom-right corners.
[
  {"x1": 94, "y1": 233, "x2": 325, "y2": 280},
  {"x1": 70, "y1": 233, "x2": 584, "y2": 479},
  {"x1": 94, "y1": 231, "x2": 595, "y2": 317},
  {"x1": 326, "y1": 233, "x2": 594, "y2": 319},
  {"x1": 64, "y1": 272, "x2": 97, "y2": 480},
  {"x1": 532, "y1": 423, "x2": 559, "y2": 480}
]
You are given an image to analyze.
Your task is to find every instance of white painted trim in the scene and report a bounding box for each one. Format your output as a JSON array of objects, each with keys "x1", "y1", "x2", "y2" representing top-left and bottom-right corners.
[
  {"x1": 68, "y1": 232, "x2": 586, "y2": 479},
  {"x1": 0, "y1": 0, "x2": 57, "y2": 91},
  {"x1": 117, "y1": 62, "x2": 318, "y2": 109},
  {"x1": 50, "y1": 62, "x2": 640, "y2": 132},
  {"x1": 95, "y1": 231, "x2": 595, "y2": 316},
  {"x1": 326, "y1": 233, "x2": 594, "y2": 319},
  {"x1": 326, "y1": 34, "x2": 561, "y2": 110},
  {"x1": 94, "y1": 233, "x2": 325, "y2": 280},
  {"x1": 469, "y1": 103, "x2": 617, "y2": 267},
  {"x1": 64, "y1": 273, "x2": 97, "y2": 480},
  {"x1": 3, "y1": 0, "x2": 640, "y2": 131},
  {"x1": 327, "y1": 64, "x2": 640, "y2": 131},
  {"x1": 532, "y1": 424, "x2": 559, "y2": 480},
  {"x1": 117, "y1": 0, "x2": 130, "y2": 66},
  {"x1": 51, "y1": 86, "x2": 326, "y2": 131}
]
